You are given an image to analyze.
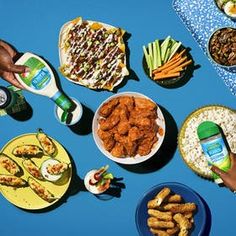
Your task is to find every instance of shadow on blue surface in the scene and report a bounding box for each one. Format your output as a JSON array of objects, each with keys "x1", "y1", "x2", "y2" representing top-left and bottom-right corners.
[
  {"x1": 69, "y1": 104, "x2": 94, "y2": 135},
  {"x1": 118, "y1": 105, "x2": 178, "y2": 173},
  {"x1": 95, "y1": 177, "x2": 126, "y2": 201}
]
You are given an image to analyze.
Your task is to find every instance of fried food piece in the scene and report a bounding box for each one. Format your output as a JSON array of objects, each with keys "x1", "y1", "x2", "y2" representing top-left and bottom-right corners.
[
  {"x1": 22, "y1": 159, "x2": 44, "y2": 180},
  {"x1": 162, "y1": 203, "x2": 180, "y2": 211},
  {"x1": 119, "y1": 96, "x2": 134, "y2": 112},
  {"x1": 0, "y1": 153, "x2": 21, "y2": 175},
  {"x1": 12, "y1": 145, "x2": 43, "y2": 158},
  {"x1": 130, "y1": 116, "x2": 152, "y2": 128},
  {"x1": 166, "y1": 226, "x2": 180, "y2": 235},
  {"x1": 178, "y1": 229, "x2": 188, "y2": 236},
  {"x1": 99, "y1": 115, "x2": 120, "y2": 131},
  {"x1": 150, "y1": 228, "x2": 170, "y2": 236},
  {"x1": 183, "y1": 212, "x2": 193, "y2": 219},
  {"x1": 165, "y1": 203, "x2": 196, "y2": 213},
  {"x1": 28, "y1": 177, "x2": 56, "y2": 202},
  {"x1": 128, "y1": 126, "x2": 143, "y2": 141},
  {"x1": 173, "y1": 213, "x2": 192, "y2": 230},
  {"x1": 164, "y1": 194, "x2": 182, "y2": 203},
  {"x1": 135, "y1": 97, "x2": 156, "y2": 110},
  {"x1": 99, "y1": 98, "x2": 119, "y2": 117},
  {"x1": 154, "y1": 187, "x2": 171, "y2": 206},
  {"x1": 117, "y1": 120, "x2": 130, "y2": 135},
  {"x1": 103, "y1": 137, "x2": 116, "y2": 151},
  {"x1": 137, "y1": 135, "x2": 158, "y2": 156},
  {"x1": 111, "y1": 142, "x2": 126, "y2": 158},
  {"x1": 148, "y1": 199, "x2": 160, "y2": 209},
  {"x1": 36, "y1": 129, "x2": 57, "y2": 157},
  {"x1": 148, "y1": 209, "x2": 173, "y2": 221},
  {"x1": 0, "y1": 174, "x2": 27, "y2": 187},
  {"x1": 97, "y1": 129, "x2": 113, "y2": 141},
  {"x1": 147, "y1": 217, "x2": 175, "y2": 229},
  {"x1": 46, "y1": 162, "x2": 69, "y2": 175}
]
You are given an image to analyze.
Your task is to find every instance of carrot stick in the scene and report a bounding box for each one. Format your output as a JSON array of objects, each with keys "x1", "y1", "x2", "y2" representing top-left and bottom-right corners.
[
  {"x1": 178, "y1": 59, "x2": 192, "y2": 68},
  {"x1": 154, "y1": 72, "x2": 180, "y2": 80},
  {"x1": 153, "y1": 56, "x2": 182, "y2": 73},
  {"x1": 168, "y1": 67, "x2": 183, "y2": 74},
  {"x1": 161, "y1": 56, "x2": 187, "y2": 73}
]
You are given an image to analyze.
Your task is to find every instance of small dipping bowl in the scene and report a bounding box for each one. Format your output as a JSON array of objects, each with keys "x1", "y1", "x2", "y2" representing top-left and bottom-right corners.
[
  {"x1": 84, "y1": 170, "x2": 109, "y2": 195},
  {"x1": 207, "y1": 27, "x2": 236, "y2": 71},
  {"x1": 55, "y1": 98, "x2": 83, "y2": 125},
  {"x1": 41, "y1": 159, "x2": 63, "y2": 182}
]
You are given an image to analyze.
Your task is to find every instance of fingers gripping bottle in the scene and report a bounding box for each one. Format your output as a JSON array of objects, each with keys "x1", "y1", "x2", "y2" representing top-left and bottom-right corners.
[
  {"x1": 14, "y1": 52, "x2": 73, "y2": 112},
  {"x1": 197, "y1": 121, "x2": 231, "y2": 184}
]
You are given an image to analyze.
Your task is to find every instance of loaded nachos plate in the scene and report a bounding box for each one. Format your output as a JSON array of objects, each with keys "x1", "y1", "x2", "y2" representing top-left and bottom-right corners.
[
  {"x1": 0, "y1": 133, "x2": 72, "y2": 210},
  {"x1": 59, "y1": 17, "x2": 129, "y2": 91}
]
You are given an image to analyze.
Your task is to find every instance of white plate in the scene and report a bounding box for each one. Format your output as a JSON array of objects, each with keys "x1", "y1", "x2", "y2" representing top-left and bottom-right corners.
[
  {"x1": 92, "y1": 92, "x2": 166, "y2": 165},
  {"x1": 58, "y1": 18, "x2": 129, "y2": 90}
]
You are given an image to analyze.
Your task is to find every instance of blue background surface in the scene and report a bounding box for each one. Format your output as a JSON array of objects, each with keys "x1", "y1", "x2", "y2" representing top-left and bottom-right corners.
[{"x1": 0, "y1": 0, "x2": 235, "y2": 235}]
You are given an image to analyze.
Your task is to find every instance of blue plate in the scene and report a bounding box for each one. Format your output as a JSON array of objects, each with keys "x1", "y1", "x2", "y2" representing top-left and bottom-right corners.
[{"x1": 135, "y1": 182, "x2": 207, "y2": 236}]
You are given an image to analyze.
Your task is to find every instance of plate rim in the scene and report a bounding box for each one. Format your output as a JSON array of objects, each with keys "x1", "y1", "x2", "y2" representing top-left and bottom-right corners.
[{"x1": 0, "y1": 132, "x2": 72, "y2": 210}]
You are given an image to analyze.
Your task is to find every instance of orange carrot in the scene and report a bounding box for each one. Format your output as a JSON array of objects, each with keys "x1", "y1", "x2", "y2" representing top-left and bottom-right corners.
[
  {"x1": 160, "y1": 56, "x2": 187, "y2": 73},
  {"x1": 154, "y1": 72, "x2": 180, "y2": 80}
]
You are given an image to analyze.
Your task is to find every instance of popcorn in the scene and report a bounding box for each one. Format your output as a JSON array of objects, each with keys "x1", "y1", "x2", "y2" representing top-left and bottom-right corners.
[{"x1": 179, "y1": 106, "x2": 236, "y2": 178}]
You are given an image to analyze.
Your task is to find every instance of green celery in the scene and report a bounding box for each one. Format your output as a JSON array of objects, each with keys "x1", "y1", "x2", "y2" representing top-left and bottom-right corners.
[
  {"x1": 143, "y1": 45, "x2": 151, "y2": 69},
  {"x1": 148, "y1": 55, "x2": 153, "y2": 76},
  {"x1": 148, "y1": 43, "x2": 153, "y2": 69},
  {"x1": 161, "y1": 36, "x2": 171, "y2": 62},
  {"x1": 155, "y1": 40, "x2": 162, "y2": 67},
  {"x1": 169, "y1": 42, "x2": 182, "y2": 60},
  {"x1": 153, "y1": 42, "x2": 158, "y2": 69},
  {"x1": 164, "y1": 47, "x2": 171, "y2": 63}
]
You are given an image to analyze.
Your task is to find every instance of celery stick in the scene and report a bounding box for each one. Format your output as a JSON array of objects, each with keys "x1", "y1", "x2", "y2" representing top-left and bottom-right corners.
[
  {"x1": 169, "y1": 42, "x2": 182, "y2": 60},
  {"x1": 155, "y1": 40, "x2": 162, "y2": 67},
  {"x1": 143, "y1": 45, "x2": 151, "y2": 69},
  {"x1": 148, "y1": 55, "x2": 153, "y2": 76},
  {"x1": 148, "y1": 43, "x2": 154, "y2": 71},
  {"x1": 161, "y1": 36, "x2": 171, "y2": 62},
  {"x1": 164, "y1": 47, "x2": 171, "y2": 63},
  {"x1": 153, "y1": 42, "x2": 157, "y2": 69}
]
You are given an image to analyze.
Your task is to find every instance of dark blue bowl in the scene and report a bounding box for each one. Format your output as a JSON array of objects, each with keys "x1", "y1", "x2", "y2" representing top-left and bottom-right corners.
[{"x1": 135, "y1": 182, "x2": 207, "y2": 236}]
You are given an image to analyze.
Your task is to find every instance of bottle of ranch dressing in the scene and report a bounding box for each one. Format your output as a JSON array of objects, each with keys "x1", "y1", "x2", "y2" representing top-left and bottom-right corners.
[
  {"x1": 197, "y1": 121, "x2": 231, "y2": 184},
  {"x1": 14, "y1": 52, "x2": 82, "y2": 125}
]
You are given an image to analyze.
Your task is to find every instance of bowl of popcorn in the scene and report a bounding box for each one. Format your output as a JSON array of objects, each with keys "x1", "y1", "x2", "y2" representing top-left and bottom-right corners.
[{"x1": 178, "y1": 105, "x2": 236, "y2": 179}]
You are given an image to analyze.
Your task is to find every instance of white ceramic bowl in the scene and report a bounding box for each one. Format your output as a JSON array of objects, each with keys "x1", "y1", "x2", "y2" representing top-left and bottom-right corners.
[{"x1": 92, "y1": 92, "x2": 166, "y2": 165}]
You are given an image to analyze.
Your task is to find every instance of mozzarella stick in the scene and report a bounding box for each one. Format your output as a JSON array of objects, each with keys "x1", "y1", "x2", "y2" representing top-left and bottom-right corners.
[
  {"x1": 179, "y1": 229, "x2": 188, "y2": 236},
  {"x1": 154, "y1": 187, "x2": 171, "y2": 206},
  {"x1": 173, "y1": 213, "x2": 192, "y2": 230},
  {"x1": 165, "y1": 203, "x2": 196, "y2": 213},
  {"x1": 162, "y1": 203, "x2": 179, "y2": 211},
  {"x1": 150, "y1": 228, "x2": 170, "y2": 236},
  {"x1": 183, "y1": 212, "x2": 193, "y2": 219},
  {"x1": 147, "y1": 217, "x2": 175, "y2": 229},
  {"x1": 148, "y1": 209, "x2": 173, "y2": 221},
  {"x1": 148, "y1": 199, "x2": 159, "y2": 209},
  {"x1": 164, "y1": 194, "x2": 182, "y2": 203},
  {"x1": 166, "y1": 226, "x2": 180, "y2": 235}
]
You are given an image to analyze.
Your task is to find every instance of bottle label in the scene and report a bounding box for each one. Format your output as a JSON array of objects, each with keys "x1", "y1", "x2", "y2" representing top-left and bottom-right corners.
[
  {"x1": 200, "y1": 137, "x2": 231, "y2": 179},
  {"x1": 19, "y1": 57, "x2": 51, "y2": 90}
]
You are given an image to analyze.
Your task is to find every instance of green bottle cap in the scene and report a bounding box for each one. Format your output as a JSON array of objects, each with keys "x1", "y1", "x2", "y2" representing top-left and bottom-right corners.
[{"x1": 197, "y1": 121, "x2": 220, "y2": 140}]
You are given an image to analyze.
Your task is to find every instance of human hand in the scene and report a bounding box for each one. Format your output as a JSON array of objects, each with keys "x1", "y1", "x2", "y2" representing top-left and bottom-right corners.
[
  {"x1": 0, "y1": 41, "x2": 28, "y2": 89},
  {"x1": 211, "y1": 153, "x2": 236, "y2": 192}
]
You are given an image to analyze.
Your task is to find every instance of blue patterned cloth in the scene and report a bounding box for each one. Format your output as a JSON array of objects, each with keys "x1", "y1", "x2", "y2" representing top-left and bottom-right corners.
[{"x1": 173, "y1": 0, "x2": 236, "y2": 96}]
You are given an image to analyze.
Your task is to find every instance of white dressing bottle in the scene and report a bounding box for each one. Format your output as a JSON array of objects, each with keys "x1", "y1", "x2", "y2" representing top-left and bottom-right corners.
[{"x1": 14, "y1": 52, "x2": 73, "y2": 112}]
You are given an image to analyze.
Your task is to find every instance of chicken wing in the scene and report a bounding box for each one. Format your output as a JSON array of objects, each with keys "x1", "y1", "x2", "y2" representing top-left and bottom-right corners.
[
  {"x1": 134, "y1": 97, "x2": 156, "y2": 110},
  {"x1": 119, "y1": 96, "x2": 134, "y2": 112},
  {"x1": 99, "y1": 115, "x2": 120, "y2": 131},
  {"x1": 99, "y1": 98, "x2": 119, "y2": 117},
  {"x1": 111, "y1": 142, "x2": 126, "y2": 158}
]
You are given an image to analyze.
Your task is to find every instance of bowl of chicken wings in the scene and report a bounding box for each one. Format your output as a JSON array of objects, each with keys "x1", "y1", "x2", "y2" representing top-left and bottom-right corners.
[{"x1": 92, "y1": 92, "x2": 166, "y2": 164}]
